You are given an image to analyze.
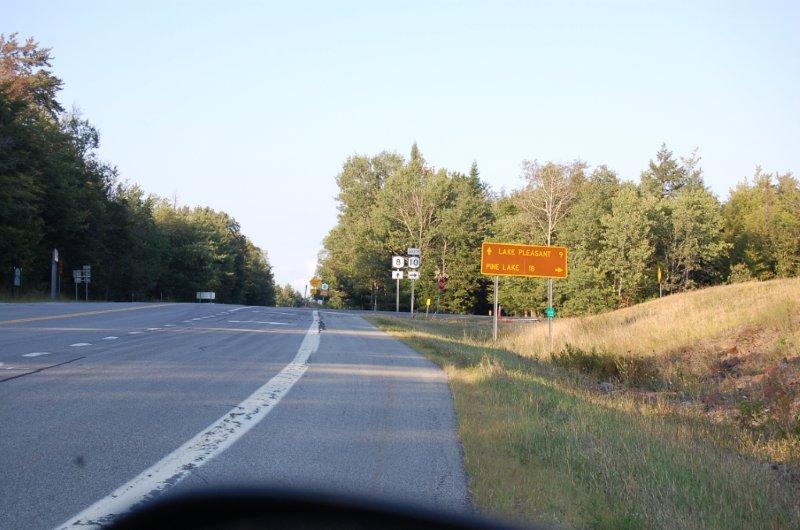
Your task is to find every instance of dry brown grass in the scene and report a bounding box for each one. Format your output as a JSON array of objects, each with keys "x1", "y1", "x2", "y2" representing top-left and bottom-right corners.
[
  {"x1": 503, "y1": 278, "x2": 800, "y2": 466},
  {"x1": 507, "y1": 278, "x2": 800, "y2": 362}
]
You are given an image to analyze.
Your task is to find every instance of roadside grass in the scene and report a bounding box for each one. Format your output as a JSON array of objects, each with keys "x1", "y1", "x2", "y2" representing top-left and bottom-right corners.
[
  {"x1": 366, "y1": 284, "x2": 800, "y2": 529},
  {"x1": 507, "y1": 278, "x2": 799, "y2": 365},
  {"x1": 507, "y1": 278, "x2": 800, "y2": 465}
]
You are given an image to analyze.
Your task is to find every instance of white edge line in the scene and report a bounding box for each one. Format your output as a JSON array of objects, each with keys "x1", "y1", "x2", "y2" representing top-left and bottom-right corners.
[
  {"x1": 23, "y1": 352, "x2": 52, "y2": 357},
  {"x1": 57, "y1": 310, "x2": 321, "y2": 529}
]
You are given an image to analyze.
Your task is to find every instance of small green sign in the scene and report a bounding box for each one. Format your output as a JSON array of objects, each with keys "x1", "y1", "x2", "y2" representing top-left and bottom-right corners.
[{"x1": 545, "y1": 306, "x2": 556, "y2": 318}]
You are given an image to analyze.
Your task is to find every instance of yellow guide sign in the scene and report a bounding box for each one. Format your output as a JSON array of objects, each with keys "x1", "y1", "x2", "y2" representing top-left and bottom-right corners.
[{"x1": 480, "y1": 242, "x2": 568, "y2": 279}]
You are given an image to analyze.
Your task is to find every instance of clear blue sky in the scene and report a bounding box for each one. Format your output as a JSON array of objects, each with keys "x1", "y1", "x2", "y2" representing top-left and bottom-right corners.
[{"x1": 5, "y1": 1, "x2": 799, "y2": 293}]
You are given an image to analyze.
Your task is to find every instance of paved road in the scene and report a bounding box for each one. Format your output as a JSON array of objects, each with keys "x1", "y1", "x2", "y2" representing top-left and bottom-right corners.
[{"x1": 0, "y1": 303, "x2": 469, "y2": 529}]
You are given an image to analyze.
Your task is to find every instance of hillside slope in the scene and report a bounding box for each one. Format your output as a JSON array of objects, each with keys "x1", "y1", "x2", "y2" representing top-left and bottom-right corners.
[{"x1": 512, "y1": 278, "x2": 800, "y2": 457}]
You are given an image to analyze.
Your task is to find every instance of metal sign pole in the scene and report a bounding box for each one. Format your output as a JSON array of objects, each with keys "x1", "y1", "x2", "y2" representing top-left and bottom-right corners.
[
  {"x1": 50, "y1": 249, "x2": 58, "y2": 300},
  {"x1": 395, "y1": 277, "x2": 400, "y2": 313},
  {"x1": 85, "y1": 281, "x2": 88, "y2": 302},
  {"x1": 493, "y1": 276, "x2": 499, "y2": 341},
  {"x1": 547, "y1": 278, "x2": 553, "y2": 354},
  {"x1": 410, "y1": 279, "x2": 415, "y2": 317}
]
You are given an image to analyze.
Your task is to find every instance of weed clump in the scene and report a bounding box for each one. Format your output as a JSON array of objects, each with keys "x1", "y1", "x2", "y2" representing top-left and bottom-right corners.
[
  {"x1": 736, "y1": 366, "x2": 800, "y2": 439},
  {"x1": 552, "y1": 343, "x2": 661, "y2": 390}
]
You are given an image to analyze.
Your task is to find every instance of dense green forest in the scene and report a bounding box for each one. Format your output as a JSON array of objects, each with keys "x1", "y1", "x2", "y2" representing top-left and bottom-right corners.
[
  {"x1": 319, "y1": 143, "x2": 799, "y2": 315},
  {"x1": 0, "y1": 35, "x2": 275, "y2": 304}
]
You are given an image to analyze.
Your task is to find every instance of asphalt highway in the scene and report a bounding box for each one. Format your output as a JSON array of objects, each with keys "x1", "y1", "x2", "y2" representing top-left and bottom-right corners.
[{"x1": 0, "y1": 303, "x2": 469, "y2": 529}]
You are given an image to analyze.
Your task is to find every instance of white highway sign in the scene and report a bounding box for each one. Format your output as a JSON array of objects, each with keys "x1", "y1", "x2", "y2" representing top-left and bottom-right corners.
[
  {"x1": 408, "y1": 270, "x2": 420, "y2": 280},
  {"x1": 391, "y1": 256, "x2": 405, "y2": 268},
  {"x1": 392, "y1": 270, "x2": 404, "y2": 279}
]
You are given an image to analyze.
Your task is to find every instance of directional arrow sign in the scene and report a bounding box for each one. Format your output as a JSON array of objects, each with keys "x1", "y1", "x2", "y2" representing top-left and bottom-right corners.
[{"x1": 480, "y1": 242, "x2": 568, "y2": 279}]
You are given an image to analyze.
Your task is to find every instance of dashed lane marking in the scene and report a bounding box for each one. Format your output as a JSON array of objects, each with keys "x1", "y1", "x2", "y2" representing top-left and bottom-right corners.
[
  {"x1": 22, "y1": 352, "x2": 52, "y2": 357},
  {"x1": 57, "y1": 311, "x2": 321, "y2": 529},
  {"x1": 228, "y1": 320, "x2": 290, "y2": 326}
]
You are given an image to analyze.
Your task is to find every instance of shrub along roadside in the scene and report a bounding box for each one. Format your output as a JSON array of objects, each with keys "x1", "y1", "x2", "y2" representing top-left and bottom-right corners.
[{"x1": 366, "y1": 316, "x2": 800, "y2": 529}]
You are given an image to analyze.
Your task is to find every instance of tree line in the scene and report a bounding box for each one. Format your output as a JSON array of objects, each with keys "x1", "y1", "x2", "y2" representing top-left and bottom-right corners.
[
  {"x1": 319, "y1": 143, "x2": 799, "y2": 316},
  {"x1": 0, "y1": 34, "x2": 276, "y2": 304}
]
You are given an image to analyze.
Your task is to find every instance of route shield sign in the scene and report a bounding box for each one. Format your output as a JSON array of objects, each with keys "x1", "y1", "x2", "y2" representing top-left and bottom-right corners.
[
  {"x1": 480, "y1": 242, "x2": 568, "y2": 279},
  {"x1": 545, "y1": 306, "x2": 556, "y2": 318},
  {"x1": 391, "y1": 256, "x2": 405, "y2": 268},
  {"x1": 408, "y1": 256, "x2": 421, "y2": 269},
  {"x1": 321, "y1": 283, "x2": 329, "y2": 291}
]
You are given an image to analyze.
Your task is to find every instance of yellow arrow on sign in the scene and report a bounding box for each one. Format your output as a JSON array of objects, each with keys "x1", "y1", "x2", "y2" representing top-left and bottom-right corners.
[
  {"x1": 487, "y1": 246, "x2": 493, "y2": 255},
  {"x1": 555, "y1": 267, "x2": 563, "y2": 273}
]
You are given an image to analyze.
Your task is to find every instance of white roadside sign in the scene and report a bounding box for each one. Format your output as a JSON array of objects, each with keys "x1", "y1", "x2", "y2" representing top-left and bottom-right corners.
[
  {"x1": 391, "y1": 270, "x2": 404, "y2": 279},
  {"x1": 408, "y1": 270, "x2": 420, "y2": 280},
  {"x1": 391, "y1": 256, "x2": 405, "y2": 268},
  {"x1": 408, "y1": 256, "x2": 421, "y2": 269}
]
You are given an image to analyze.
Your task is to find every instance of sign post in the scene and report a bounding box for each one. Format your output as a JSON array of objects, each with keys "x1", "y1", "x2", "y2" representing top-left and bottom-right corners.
[
  {"x1": 82, "y1": 265, "x2": 91, "y2": 301},
  {"x1": 493, "y1": 275, "x2": 499, "y2": 341},
  {"x1": 434, "y1": 268, "x2": 448, "y2": 315},
  {"x1": 391, "y1": 269, "x2": 403, "y2": 312},
  {"x1": 480, "y1": 242, "x2": 568, "y2": 346},
  {"x1": 73, "y1": 269, "x2": 81, "y2": 300},
  {"x1": 50, "y1": 249, "x2": 59, "y2": 300},
  {"x1": 391, "y1": 256, "x2": 405, "y2": 313},
  {"x1": 407, "y1": 253, "x2": 420, "y2": 318},
  {"x1": 13, "y1": 267, "x2": 21, "y2": 297},
  {"x1": 657, "y1": 266, "x2": 663, "y2": 298},
  {"x1": 547, "y1": 279, "x2": 553, "y2": 353}
]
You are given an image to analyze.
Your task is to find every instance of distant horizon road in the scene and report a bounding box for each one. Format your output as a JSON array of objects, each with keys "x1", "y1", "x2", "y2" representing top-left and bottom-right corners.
[{"x1": 0, "y1": 302, "x2": 469, "y2": 529}]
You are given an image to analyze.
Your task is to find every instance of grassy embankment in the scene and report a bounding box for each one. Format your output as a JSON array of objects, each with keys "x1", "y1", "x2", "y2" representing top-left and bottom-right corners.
[{"x1": 366, "y1": 278, "x2": 800, "y2": 529}]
